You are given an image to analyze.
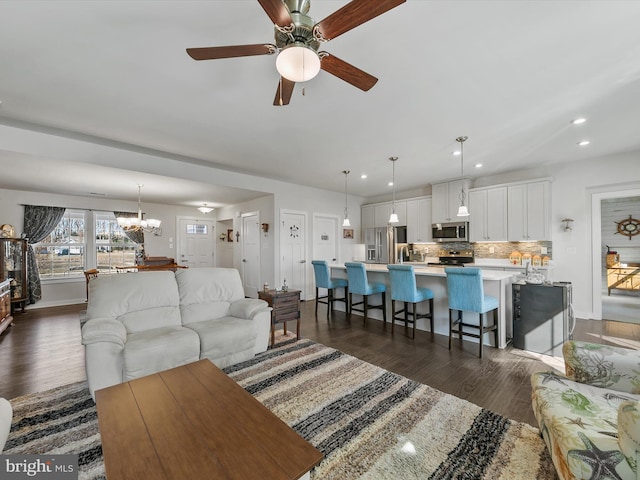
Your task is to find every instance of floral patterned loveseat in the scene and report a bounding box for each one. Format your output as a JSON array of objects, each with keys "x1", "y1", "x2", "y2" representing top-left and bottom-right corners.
[{"x1": 531, "y1": 340, "x2": 640, "y2": 480}]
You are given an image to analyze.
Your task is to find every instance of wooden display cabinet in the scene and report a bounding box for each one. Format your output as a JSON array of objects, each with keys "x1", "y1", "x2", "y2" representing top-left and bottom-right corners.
[
  {"x1": 0, "y1": 279, "x2": 12, "y2": 335},
  {"x1": 0, "y1": 238, "x2": 28, "y2": 313}
]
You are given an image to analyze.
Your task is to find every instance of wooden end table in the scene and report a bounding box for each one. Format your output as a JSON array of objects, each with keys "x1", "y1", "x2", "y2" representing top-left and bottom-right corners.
[
  {"x1": 95, "y1": 359, "x2": 322, "y2": 480},
  {"x1": 258, "y1": 289, "x2": 301, "y2": 347}
]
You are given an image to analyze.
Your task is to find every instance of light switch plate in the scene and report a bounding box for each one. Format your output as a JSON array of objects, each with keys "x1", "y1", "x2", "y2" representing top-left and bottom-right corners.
[{"x1": 541, "y1": 246, "x2": 548, "y2": 254}]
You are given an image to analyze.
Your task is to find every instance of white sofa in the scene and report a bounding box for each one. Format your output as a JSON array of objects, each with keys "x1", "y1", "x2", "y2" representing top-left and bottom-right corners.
[
  {"x1": 0, "y1": 397, "x2": 11, "y2": 452},
  {"x1": 82, "y1": 268, "x2": 271, "y2": 398}
]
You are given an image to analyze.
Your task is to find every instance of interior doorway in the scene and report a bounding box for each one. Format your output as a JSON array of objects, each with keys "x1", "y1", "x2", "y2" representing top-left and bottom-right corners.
[
  {"x1": 280, "y1": 210, "x2": 307, "y2": 298},
  {"x1": 600, "y1": 196, "x2": 640, "y2": 323},
  {"x1": 591, "y1": 187, "x2": 640, "y2": 322},
  {"x1": 241, "y1": 212, "x2": 261, "y2": 298}
]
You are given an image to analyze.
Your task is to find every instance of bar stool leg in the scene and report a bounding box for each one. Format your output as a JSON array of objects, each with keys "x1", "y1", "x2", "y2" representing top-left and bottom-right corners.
[
  {"x1": 448, "y1": 309, "x2": 453, "y2": 350},
  {"x1": 315, "y1": 287, "x2": 319, "y2": 316},
  {"x1": 412, "y1": 302, "x2": 417, "y2": 339},
  {"x1": 382, "y1": 293, "x2": 387, "y2": 323},
  {"x1": 479, "y1": 313, "x2": 485, "y2": 358},
  {"x1": 429, "y1": 298, "x2": 434, "y2": 333},
  {"x1": 327, "y1": 288, "x2": 333, "y2": 318},
  {"x1": 363, "y1": 296, "x2": 368, "y2": 326}
]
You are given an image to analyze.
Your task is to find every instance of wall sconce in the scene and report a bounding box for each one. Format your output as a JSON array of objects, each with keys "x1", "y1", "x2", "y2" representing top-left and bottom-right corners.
[
  {"x1": 219, "y1": 233, "x2": 227, "y2": 241},
  {"x1": 261, "y1": 223, "x2": 269, "y2": 236},
  {"x1": 562, "y1": 218, "x2": 574, "y2": 232}
]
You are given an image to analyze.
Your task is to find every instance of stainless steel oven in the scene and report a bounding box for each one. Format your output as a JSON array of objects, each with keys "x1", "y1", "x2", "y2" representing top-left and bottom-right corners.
[{"x1": 431, "y1": 222, "x2": 468, "y2": 243}]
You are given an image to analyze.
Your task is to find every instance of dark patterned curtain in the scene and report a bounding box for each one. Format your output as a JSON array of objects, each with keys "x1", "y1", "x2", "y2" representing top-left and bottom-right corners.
[
  {"x1": 23, "y1": 205, "x2": 66, "y2": 304},
  {"x1": 113, "y1": 211, "x2": 145, "y2": 246}
]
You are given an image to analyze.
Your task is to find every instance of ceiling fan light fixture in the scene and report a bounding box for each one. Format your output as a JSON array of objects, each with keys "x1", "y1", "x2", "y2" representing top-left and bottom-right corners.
[{"x1": 276, "y1": 43, "x2": 321, "y2": 82}]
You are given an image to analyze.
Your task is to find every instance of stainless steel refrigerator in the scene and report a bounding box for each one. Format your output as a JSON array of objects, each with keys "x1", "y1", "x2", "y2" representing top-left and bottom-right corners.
[
  {"x1": 512, "y1": 282, "x2": 574, "y2": 356},
  {"x1": 365, "y1": 227, "x2": 392, "y2": 264}
]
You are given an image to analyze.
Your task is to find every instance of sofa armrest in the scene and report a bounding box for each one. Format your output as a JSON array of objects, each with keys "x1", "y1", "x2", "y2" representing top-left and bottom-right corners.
[
  {"x1": 618, "y1": 400, "x2": 640, "y2": 475},
  {"x1": 81, "y1": 318, "x2": 127, "y2": 347},
  {"x1": 563, "y1": 340, "x2": 640, "y2": 394},
  {"x1": 229, "y1": 298, "x2": 271, "y2": 320}
]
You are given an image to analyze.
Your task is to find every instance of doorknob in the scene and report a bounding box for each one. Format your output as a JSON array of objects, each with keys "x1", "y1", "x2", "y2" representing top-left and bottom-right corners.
[
  {"x1": 332, "y1": 258, "x2": 337, "y2": 262},
  {"x1": 300, "y1": 260, "x2": 306, "y2": 263},
  {"x1": 242, "y1": 259, "x2": 247, "y2": 262}
]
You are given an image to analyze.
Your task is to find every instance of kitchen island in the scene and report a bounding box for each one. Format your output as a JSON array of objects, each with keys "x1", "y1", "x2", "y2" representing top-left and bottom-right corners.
[{"x1": 330, "y1": 264, "x2": 516, "y2": 349}]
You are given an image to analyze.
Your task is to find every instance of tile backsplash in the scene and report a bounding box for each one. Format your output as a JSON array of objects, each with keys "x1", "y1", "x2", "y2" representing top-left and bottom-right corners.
[{"x1": 410, "y1": 241, "x2": 552, "y2": 259}]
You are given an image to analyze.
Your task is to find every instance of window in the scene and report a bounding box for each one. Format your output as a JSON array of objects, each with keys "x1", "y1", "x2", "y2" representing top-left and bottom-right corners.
[
  {"x1": 34, "y1": 210, "x2": 86, "y2": 278},
  {"x1": 95, "y1": 213, "x2": 138, "y2": 272},
  {"x1": 35, "y1": 210, "x2": 140, "y2": 279},
  {"x1": 186, "y1": 224, "x2": 208, "y2": 234}
]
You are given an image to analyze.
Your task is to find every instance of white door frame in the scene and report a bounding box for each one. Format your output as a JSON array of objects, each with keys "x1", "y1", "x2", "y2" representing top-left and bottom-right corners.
[
  {"x1": 280, "y1": 208, "x2": 309, "y2": 300},
  {"x1": 590, "y1": 185, "x2": 640, "y2": 319}
]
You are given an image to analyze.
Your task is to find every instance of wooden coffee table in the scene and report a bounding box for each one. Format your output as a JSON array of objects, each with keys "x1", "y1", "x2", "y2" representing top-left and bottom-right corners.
[{"x1": 95, "y1": 359, "x2": 323, "y2": 480}]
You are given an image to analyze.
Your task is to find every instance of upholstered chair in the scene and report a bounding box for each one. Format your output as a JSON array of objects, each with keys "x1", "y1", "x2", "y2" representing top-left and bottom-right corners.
[
  {"x1": 311, "y1": 260, "x2": 348, "y2": 318},
  {"x1": 344, "y1": 262, "x2": 386, "y2": 327},
  {"x1": 444, "y1": 267, "x2": 498, "y2": 358},
  {"x1": 387, "y1": 264, "x2": 434, "y2": 339}
]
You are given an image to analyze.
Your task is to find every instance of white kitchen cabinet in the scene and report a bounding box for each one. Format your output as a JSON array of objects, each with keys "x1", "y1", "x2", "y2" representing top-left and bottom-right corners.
[
  {"x1": 468, "y1": 187, "x2": 507, "y2": 241},
  {"x1": 406, "y1": 197, "x2": 431, "y2": 243},
  {"x1": 361, "y1": 205, "x2": 375, "y2": 230},
  {"x1": 432, "y1": 179, "x2": 472, "y2": 223},
  {"x1": 373, "y1": 201, "x2": 406, "y2": 227},
  {"x1": 507, "y1": 181, "x2": 551, "y2": 241}
]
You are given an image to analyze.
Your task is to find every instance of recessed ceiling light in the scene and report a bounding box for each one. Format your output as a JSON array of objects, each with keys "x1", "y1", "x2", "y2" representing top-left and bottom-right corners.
[
  {"x1": 360, "y1": 174, "x2": 367, "y2": 179},
  {"x1": 388, "y1": 181, "x2": 394, "y2": 187},
  {"x1": 572, "y1": 117, "x2": 587, "y2": 125},
  {"x1": 452, "y1": 150, "x2": 461, "y2": 156},
  {"x1": 475, "y1": 163, "x2": 483, "y2": 168},
  {"x1": 577, "y1": 140, "x2": 590, "y2": 146}
]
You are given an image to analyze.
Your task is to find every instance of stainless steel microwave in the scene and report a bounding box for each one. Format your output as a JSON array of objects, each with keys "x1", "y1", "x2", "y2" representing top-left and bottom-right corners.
[{"x1": 431, "y1": 222, "x2": 468, "y2": 242}]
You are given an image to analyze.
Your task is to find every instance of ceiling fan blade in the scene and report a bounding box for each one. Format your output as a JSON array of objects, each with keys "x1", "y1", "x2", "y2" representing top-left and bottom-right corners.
[
  {"x1": 186, "y1": 44, "x2": 276, "y2": 61},
  {"x1": 314, "y1": 0, "x2": 405, "y2": 41},
  {"x1": 257, "y1": 0, "x2": 293, "y2": 27},
  {"x1": 320, "y1": 53, "x2": 378, "y2": 91},
  {"x1": 273, "y1": 77, "x2": 295, "y2": 106}
]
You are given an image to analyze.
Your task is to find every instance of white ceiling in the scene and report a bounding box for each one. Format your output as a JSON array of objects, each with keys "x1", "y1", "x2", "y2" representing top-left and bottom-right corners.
[{"x1": 1, "y1": 0, "x2": 640, "y2": 206}]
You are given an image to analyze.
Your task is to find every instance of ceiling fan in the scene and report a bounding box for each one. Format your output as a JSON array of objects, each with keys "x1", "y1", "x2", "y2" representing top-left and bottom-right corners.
[{"x1": 186, "y1": 0, "x2": 406, "y2": 106}]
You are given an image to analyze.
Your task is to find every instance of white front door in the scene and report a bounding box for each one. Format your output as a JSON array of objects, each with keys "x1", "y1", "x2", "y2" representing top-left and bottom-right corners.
[
  {"x1": 281, "y1": 210, "x2": 307, "y2": 296},
  {"x1": 313, "y1": 214, "x2": 340, "y2": 264},
  {"x1": 177, "y1": 217, "x2": 215, "y2": 268},
  {"x1": 241, "y1": 212, "x2": 261, "y2": 298}
]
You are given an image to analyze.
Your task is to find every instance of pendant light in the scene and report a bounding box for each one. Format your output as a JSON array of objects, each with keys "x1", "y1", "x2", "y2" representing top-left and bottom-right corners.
[
  {"x1": 456, "y1": 136, "x2": 470, "y2": 217},
  {"x1": 116, "y1": 184, "x2": 162, "y2": 233},
  {"x1": 389, "y1": 156, "x2": 399, "y2": 223},
  {"x1": 342, "y1": 170, "x2": 351, "y2": 227}
]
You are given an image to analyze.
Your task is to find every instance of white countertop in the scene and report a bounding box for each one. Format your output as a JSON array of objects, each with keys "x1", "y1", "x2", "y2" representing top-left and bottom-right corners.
[
  {"x1": 330, "y1": 263, "x2": 515, "y2": 281},
  {"x1": 401, "y1": 259, "x2": 553, "y2": 271}
]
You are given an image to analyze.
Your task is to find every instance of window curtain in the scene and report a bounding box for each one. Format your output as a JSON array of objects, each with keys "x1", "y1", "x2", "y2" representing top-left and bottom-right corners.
[
  {"x1": 113, "y1": 211, "x2": 145, "y2": 246},
  {"x1": 23, "y1": 205, "x2": 66, "y2": 304}
]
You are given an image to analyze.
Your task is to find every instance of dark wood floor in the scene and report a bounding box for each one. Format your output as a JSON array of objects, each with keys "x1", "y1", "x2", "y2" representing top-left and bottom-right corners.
[{"x1": 1, "y1": 300, "x2": 639, "y2": 428}]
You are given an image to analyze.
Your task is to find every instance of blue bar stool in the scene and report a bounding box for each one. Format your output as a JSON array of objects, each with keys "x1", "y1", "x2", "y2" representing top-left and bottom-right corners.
[
  {"x1": 345, "y1": 262, "x2": 387, "y2": 326},
  {"x1": 444, "y1": 267, "x2": 499, "y2": 358},
  {"x1": 387, "y1": 264, "x2": 434, "y2": 339},
  {"x1": 311, "y1": 260, "x2": 348, "y2": 318}
]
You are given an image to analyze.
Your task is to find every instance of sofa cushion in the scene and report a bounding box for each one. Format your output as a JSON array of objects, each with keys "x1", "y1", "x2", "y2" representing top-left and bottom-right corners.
[
  {"x1": 176, "y1": 268, "x2": 245, "y2": 324},
  {"x1": 87, "y1": 271, "x2": 181, "y2": 333},
  {"x1": 531, "y1": 370, "x2": 638, "y2": 479},
  {"x1": 123, "y1": 326, "x2": 200, "y2": 381},
  {"x1": 184, "y1": 317, "x2": 256, "y2": 364}
]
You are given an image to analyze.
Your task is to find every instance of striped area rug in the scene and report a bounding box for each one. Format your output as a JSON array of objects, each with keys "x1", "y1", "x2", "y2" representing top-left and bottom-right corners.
[{"x1": 4, "y1": 339, "x2": 556, "y2": 479}]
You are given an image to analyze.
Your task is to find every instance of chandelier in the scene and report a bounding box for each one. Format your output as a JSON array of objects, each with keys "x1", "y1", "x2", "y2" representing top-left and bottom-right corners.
[{"x1": 116, "y1": 184, "x2": 162, "y2": 233}]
